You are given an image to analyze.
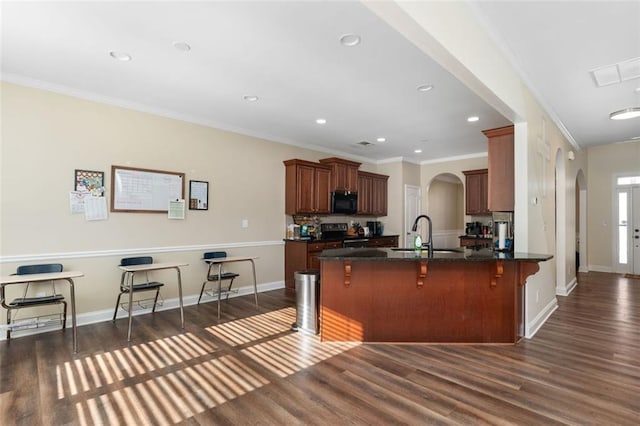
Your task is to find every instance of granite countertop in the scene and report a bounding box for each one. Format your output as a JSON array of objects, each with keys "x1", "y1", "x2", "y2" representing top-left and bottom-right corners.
[
  {"x1": 284, "y1": 235, "x2": 399, "y2": 243},
  {"x1": 318, "y1": 247, "x2": 553, "y2": 262}
]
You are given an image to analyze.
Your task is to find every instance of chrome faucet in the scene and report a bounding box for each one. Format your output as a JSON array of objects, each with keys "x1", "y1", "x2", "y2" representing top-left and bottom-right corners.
[{"x1": 411, "y1": 215, "x2": 433, "y2": 253}]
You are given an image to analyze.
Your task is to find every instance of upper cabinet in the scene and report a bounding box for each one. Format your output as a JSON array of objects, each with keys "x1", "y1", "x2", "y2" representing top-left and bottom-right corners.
[
  {"x1": 357, "y1": 171, "x2": 388, "y2": 216},
  {"x1": 319, "y1": 157, "x2": 360, "y2": 192},
  {"x1": 284, "y1": 157, "x2": 389, "y2": 216},
  {"x1": 462, "y1": 169, "x2": 489, "y2": 215},
  {"x1": 483, "y1": 125, "x2": 514, "y2": 212},
  {"x1": 284, "y1": 159, "x2": 331, "y2": 215}
]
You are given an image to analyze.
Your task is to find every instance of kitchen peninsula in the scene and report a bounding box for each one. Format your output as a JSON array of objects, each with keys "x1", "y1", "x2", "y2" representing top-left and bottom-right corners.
[
  {"x1": 284, "y1": 234, "x2": 398, "y2": 294},
  {"x1": 318, "y1": 247, "x2": 551, "y2": 344}
]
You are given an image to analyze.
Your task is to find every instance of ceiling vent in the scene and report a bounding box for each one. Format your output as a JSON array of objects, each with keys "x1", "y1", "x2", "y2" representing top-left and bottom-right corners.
[
  {"x1": 590, "y1": 57, "x2": 640, "y2": 87},
  {"x1": 356, "y1": 140, "x2": 372, "y2": 147}
]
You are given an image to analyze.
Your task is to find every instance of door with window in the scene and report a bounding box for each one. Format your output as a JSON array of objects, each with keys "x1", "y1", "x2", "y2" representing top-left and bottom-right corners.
[{"x1": 616, "y1": 176, "x2": 640, "y2": 274}]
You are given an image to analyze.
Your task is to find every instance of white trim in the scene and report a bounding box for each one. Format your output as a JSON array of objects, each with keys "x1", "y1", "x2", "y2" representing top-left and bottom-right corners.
[
  {"x1": 420, "y1": 152, "x2": 488, "y2": 165},
  {"x1": 555, "y1": 148, "x2": 567, "y2": 295},
  {"x1": 0, "y1": 280, "x2": 285, "y2": 341},
  {"x1": 525, "y1": 297, "x2": 558, "y2": 339},
  {"x1": 0, "y1": 240, "x2": 284, "y2": 264},
  {"x1": 578, "y1": 266, "x2": 590, "y2": 273},
  {"x1": 556, "y1": 276, "x2": 577, "y2": 296}
]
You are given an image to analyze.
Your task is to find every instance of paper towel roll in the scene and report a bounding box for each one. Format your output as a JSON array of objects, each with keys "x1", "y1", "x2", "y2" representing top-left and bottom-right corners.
[{"x1": 498, "y1": 223, "x2": 507, "y2": 249}]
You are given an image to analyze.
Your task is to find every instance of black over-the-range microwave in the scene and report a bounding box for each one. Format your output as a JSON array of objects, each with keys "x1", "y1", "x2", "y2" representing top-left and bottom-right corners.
[{"x1": 331, "y1": 191, "x2": 357, "y2": 214}]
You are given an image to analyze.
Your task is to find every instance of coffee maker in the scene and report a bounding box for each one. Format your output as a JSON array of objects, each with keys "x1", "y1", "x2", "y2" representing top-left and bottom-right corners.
[
  {"x1": 465, "y1": 221, "x2": 483, "y2": 236},
  {"x1": 366, "y1": 221, "x2": 383, "y2": 236}
]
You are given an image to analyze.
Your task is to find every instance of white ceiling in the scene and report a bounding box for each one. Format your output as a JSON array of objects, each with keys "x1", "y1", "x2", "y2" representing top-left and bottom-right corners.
[{"x1": 2, "y1": 1, "x2": 639, "y2": 164}]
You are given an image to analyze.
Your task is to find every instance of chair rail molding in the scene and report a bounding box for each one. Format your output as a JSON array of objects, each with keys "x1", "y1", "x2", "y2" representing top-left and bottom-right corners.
[{"x1": 0, "y1": 240, "x2": 285, "y2": 263}]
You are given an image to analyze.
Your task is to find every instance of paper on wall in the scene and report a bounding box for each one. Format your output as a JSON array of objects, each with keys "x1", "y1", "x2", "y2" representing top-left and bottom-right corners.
[
  {"x1": 85, "y1": 196, "x2": 108, "y2": 221},
  {"x1": 168, "y1": 199, "x2": 185, "y2": 219},
  {"x1": 69, "y1": 191, "x2": 91, "y2": 214}
]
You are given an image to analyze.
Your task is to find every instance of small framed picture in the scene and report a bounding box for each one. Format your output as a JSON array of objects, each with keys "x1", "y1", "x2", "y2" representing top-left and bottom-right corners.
[
  {"x1": 189, "y1": 180, "x2": 209, "y2": 210},
  {"x1": 74, "y1": 169, "x2": 104, "y2": 196}
]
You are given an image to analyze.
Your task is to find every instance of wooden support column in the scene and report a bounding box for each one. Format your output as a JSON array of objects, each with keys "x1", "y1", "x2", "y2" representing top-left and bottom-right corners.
[
  {"x1": 417, "y1": 261, "x2": 428, "y2": 288},
  {"x1": 491, "y1": 261, "x2": 504, "y2": 288},
  {"x1": 343, "y1": 261, "x2": 352, "y2": 287}
]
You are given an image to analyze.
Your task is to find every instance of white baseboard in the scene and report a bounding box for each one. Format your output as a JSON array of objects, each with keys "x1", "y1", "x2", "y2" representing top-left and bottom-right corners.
[
  {"x1": 556, "y1": 276, "x2": 577, "y2": 296},
  {"x1": 525, "y1": 297, "x2": 558, "y2": 339},
  {"x1": 578, "y1": 266, "x2": 589, "y2": 273},
  {"x1": 0, "y1": 280, "x2": 285, "y2": 341},
  {"x1": 589, "y1": 265, "x2": 613, "y2": 273}
]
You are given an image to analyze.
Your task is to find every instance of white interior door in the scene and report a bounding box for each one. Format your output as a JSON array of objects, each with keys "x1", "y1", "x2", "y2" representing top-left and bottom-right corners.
[{"x1": 404, "y1": 184, "x2": 421, "y2": 248}]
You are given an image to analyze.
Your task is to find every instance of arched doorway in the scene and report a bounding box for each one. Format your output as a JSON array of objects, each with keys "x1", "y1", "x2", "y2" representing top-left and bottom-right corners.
[{"x1": 426, "y1": 173, "x2": 464, "y2": 249}]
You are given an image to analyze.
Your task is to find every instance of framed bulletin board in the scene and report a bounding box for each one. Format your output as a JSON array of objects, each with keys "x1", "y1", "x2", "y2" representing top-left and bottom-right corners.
[
  {"x1": 74, "y1": 169, "x2": 105, "y2": 195},
  {"x1": 110, "y1": 165, "x2": 185, "y2": 213},
  {"x1": 189, "y1": 180, "x2": 209, "y2": 210}
]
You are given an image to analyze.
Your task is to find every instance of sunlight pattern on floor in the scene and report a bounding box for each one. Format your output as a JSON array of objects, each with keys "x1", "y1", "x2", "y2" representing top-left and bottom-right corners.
[
  {"x1": 57, "y1": 333, "x2": 217, "y2": 399},
  {"x1": 205, "y1": 307, "x2": 296, "y2": 346},
  {"x1": 75, "y1": 355, "x2": 269, "y2": 425},
  {"x1": 52, "y1": 308, "x2": 359, "y2": 425},
  {"x1": 241, "y1": 332, "x2": 359, "y2": 378}
]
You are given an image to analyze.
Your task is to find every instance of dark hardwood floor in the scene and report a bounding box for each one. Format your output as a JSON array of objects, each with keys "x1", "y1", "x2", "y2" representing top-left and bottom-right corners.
[{"x1": 1, "y1": 271, "x2": 639, "y2": 425}]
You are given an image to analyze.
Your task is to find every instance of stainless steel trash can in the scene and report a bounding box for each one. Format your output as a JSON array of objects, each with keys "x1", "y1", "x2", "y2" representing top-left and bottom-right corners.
[{"x1": 292, "y1": 269, "x2": 320, "y2": 334}]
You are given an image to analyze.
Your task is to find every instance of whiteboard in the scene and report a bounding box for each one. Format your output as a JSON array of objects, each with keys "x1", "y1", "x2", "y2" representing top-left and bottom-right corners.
[{"x1": 111, "y1": 165, "x2": 185, "y2": 213}]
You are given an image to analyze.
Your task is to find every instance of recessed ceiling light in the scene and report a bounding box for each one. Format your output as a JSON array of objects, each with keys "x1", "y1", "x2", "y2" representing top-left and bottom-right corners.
[
  {"x1": 316, "y1": 118, "x2": 327, "y2": 124},
  {"x1": 417, "y1": 84, "x2": 434, "y2": 92},
  {"x1": 467, "y1": 116, "x2": 480, "y2": 122},
  {"x1": 610, "y1": 107, "x2": 640, "y2": 120},
  {"x1": 109, "y1": 51, "x2": 132, "y2": 61},
  {"x1": 173, "y1": 41, "x2": 191, "y2": 52},
  {"x1": 243, "y1": 95, "x2": 259, "y2": 102},
  {"x1": 376, "y1": 137, "x2": 386, "y2": 143},
  {"x1": 340, "y1": 34, "x2": 361, "y2": 47},
  {"x1": 414, "y1": 149, "x2": 423, "y2": 154}
]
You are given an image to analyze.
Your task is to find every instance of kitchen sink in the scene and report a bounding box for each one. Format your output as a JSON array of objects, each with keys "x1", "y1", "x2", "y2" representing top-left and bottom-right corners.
[{"x1": 390, "y1": 248, "x2": 463, "y2": 254}]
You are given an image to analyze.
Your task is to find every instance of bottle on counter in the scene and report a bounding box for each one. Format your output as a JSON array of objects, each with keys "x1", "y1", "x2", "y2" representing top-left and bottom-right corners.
[{"x1": 414, "y1": 234, "x2": 422, "y2": 250}]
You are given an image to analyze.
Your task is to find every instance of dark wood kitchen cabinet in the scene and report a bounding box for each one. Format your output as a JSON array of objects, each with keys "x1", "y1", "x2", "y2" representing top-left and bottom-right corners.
[
  {"x1": 357, "y1": 171, "x2": 388, "y2": 216},
  {"x1": 284, "y1": 159, "x2": 331, "y2": 215},
  {"x1": 284, "y1": 239, "x2": 342, "y2": 294},
  {"x1": 483, "y1": 125, "x2": 514, "y2": 212},
  {"x1": 367, "y1": 236, "x2": 399, "y2": 248},
  {"x1": 459, "y1": 236, "x2": 492, "y2": 248},
  {"x1": 319, "y1": 157, "x2": 361, "y2": 192},
  {"x1": 463, "y1": 169, "x2": 489, "y2": 215}
]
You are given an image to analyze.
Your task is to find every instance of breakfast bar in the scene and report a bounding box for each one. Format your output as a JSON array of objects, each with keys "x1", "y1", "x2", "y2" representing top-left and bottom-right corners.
[{"x1": 318, "y1": 247, "x2": 552, "y2": 344}]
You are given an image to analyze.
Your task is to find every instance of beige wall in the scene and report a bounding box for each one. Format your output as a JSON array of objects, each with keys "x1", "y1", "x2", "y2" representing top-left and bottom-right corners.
[
  {"x1": 427, "y1": 178, "x2": 464, "y2": 231},
  {"x1": 0, "y1": 82, "x2": 331, "y2": 321},
  {"x1": 375, "y1": 160, "x2": 419, "y2": 237},
  {"x1": 587, "y1": 141, "x2": 640, "y2": 271}
]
